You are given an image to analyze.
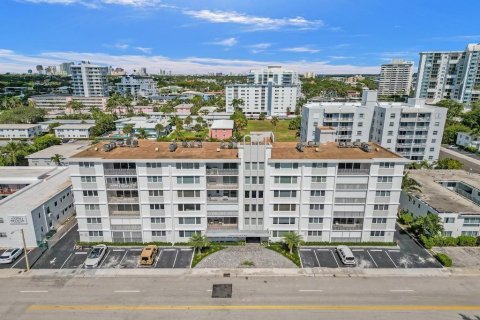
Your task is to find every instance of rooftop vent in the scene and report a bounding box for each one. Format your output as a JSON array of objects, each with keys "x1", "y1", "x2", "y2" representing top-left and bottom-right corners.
[
  {"x1": 296, "y1": 143, "x2": 304, "y2": 152},
  {"x1": 361, "y1": 142, "x2": 372, "y2": 152},
  {"x1": 169, "y1": 142, "x2": 177, "y2": 152},
  {"x1": 103, "y1": 141, "x2": 116, "y2": 152},
  {"x1": 131, "y1": 139, "x2": 138, "y2": 148}
]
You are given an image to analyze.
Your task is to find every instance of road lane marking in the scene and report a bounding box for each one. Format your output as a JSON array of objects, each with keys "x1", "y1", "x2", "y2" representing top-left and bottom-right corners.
[
  {"x1": 313, "y1": 250, "x2": 321, "y2": 267},
  {"x1": 99, "y1": 249, "x2": 111, "y2": 268},
  {"x1": 367, "y1": 250, "x2": 378, "y2": 268},
  {"x1": 20, "y1": 291, "x2": 48, "y2": 293},
  {"x1": 299, "y1": 289, "x2": 323, "y2": 292},
  {"x1": 389, "y1": 289, "x2": 415, "y2": 293},
  {"x1": 60, "y1": 253, "x2": 73, "y2": 269},
  {"x1": 113, "y1": 290, "x2": 140, "y2": 293},
  {"x1": 118, "y1": 250, "x2": 129, "y2": 267},
  {"x1": 172, "y1": 249, "x2": 179, "y2": 268},
  {"x1": 27, "y1": 305, "x2": 480, "y2": 311},
  {"x1": 59, "y1": 223, "x2": 78, "y2": 240},
  {"x1": 385, "y1": 251, "x2": 398, "y2": 268},
  {"x1": 330, "y1": 250, "x2": 340, "y2": 267}
]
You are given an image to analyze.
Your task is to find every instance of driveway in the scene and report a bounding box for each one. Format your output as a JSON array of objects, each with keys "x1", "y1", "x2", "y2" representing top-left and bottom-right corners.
[{"x1": 433, "y1": 247, "x2": 480, "y2": 267}]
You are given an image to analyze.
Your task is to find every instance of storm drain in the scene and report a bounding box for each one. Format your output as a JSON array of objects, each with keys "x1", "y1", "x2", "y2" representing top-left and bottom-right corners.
[{"x1": 212, "y1": 284, "x2": 232, "y2": 298}]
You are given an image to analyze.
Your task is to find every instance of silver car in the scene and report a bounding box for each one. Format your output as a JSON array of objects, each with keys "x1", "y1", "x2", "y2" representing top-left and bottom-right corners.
[
  {"x1": 84, "y1": 245, "x2": 107, "y2": 268},
  {"x1": 0, "y1": 248, "x2": 24, "y2": 264}
]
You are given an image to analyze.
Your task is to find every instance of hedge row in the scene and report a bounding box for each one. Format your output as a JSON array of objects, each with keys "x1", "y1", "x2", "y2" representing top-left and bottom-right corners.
[
  {"x1": 266, "y1": 244, "x2": 301, "y2": 267},
  {"x1": 191, "y1": 245, "x2": 225, "y2": 267},
  {"x1": 435, "y1": 253, "x2": 453, "y2": 267},
  {"x1": 302, "y1": 241, "x2": 397, "y2": 247},
  {"x1": 420, "y1": 235, "x2": 478, "y2": 249},
  {"x1": 75, "y1": 241, "x2": 190, "y2": 247}
]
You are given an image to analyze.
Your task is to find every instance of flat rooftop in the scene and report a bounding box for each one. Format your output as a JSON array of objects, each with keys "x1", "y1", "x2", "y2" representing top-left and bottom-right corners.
[
  {"x1": 211, "y1": 120, "x2": 234, "y2": 129},
  {"x1": 408, "y1": 170, "x2": 480, "y2": 215},
  {"x1": 54, "y1": 124, "x2": 95, "y2": 130},
  {"x1": 271, "y1": 142, "x2": 402, "y2": 160},
  {"x1": 0, "y1": 124, "x2": 40, "y2": 129},
  {"x1": 0, "y1": 167, "x2": 57, "y2": 181},
  {"x1": 26, "y1": 142, "x2": 90, "y2": 159}
]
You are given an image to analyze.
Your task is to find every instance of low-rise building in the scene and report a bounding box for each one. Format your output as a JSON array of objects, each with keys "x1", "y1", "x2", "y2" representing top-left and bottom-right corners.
[
  {"x1": 38, "y1": 120, "x2": 96, "y2": 133},
  {"x1": 114, "y1": 117, "x2": 172, "y2": 139},
  {"x1": 209, "y1": 120, "x2": 234, "y2": 140},
  {"x1": 0, "y1": 124, "x2": 42, "y2": 139},
  {"x1": 174, "y1": 103, "x2": 194, "y2": 115},
  {"x1": 54, "y1": 124, "x2": 95, "y2": 139},
  {"x1": 456, "y1": 132, "x2": 480, "y2": 151},
  {"x1": 26, "y1": 142, "x2": 90, "y2": 166},
  {"x1": 0, "y1": 167, "x2": 75, "y2": 248},
  {"x1": 29, "y1": 95, "x2": 108, "y2": 112},
  {"x1": 116, "y1": 75, "x2": 158, "y2": 97},
  {"x1": 400, "y1": 170, "x2": 480, "y2": 237}
]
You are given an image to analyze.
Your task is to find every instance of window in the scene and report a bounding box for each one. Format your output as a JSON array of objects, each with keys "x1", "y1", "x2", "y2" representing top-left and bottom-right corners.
[
  {"x1": 179, "y1": 217, "x2": 201, "y2": 224},
  {"x1": 312, "y1": 163, "x2": 327, "y2": 168},
  {"x1": 312, "y1": 176, "x2": 326, "y2": 183},
  {"x1": 433, "y1": 131, "x2": 438, "y2": 135},
  {"x1": 308, "y1": 230, "x2": 322, "y2": 236},
  {"x1": 444, "y1": 217, "x2": 455, "y2": 223},
  {"x1": 376, "y1": 191, "x2": 391, "y2": 197},
  {"x1": 88, "y1": 231, "x2": 103, "y2": 237},
  {"x1": 309, "y1": 204, "x2": 324, "y2": 210},
  {"x1": 461, "y1": 231, "x2": 479, "y2": 236},
  {"x1": 431, "y1": 139, "x2": 436, "y2": 143},
  {"x1": 359, "y1": 113, "x2": 364, "y2": 119},
  {"x1": 387, "y1": 131, "x2": 393, "y2": 136},
  {"x1": 176, "y1": 163, "x2": 200, "y2": 170},
  {"x1": 86, "y1": 218, "x2": 101, "y2": 224},
  {"x1": 379, "y1": 162, "x2": 395, "y2": 168},
  {"x1": 272, "y1": 230, "x2": 289, "y2": 237},
  {"x1": 81, "y1": 176, "x2": 96, "y2": 183},
  {"x1": 83, "y1": 190, "x2": 98, "y2": 197},
  {"x1": 0, "y1": 218, "x2": 3, "y2": 223},
  {"x1": 147, "y1": 190, "x2": 163, "y2": 197},
  {"x1": 309, "y1": 217, "x2": 323, "y2": 224},
  {"x1": 245, "y1": 176, "x2": 250, "y2": 184},
  {"x1": 179, "y1": 230, "x2": 200, "y2": 238},
  {"x1": 177, "y1": 190, "x2": 200, "y2": 198},
  {"x1": 389, "y1": 122, "x2": 394, "y2": 127},
  {"x1": 147, "y1": 176, "x2": 162, "y2": 183},
  {"x1": 79, "y1": 162, "x2": 94, "y2": 168},
  {"x1": 463, "y1": 217, "x2": 480, "y2": 226},
  {"x1": 274, "y1": 163, "x2": 299, "y2": 169},
  {"x1": 357, "y1": 131, "x2": 362, "y2": 135},
  {"x1": 372, "y1": 218, "x2": 387, "y2": 224},
  {"x1": 85, "y1": 204, "x2": 100, "y2": 211},
  {"x1": 274, "y1": 176, "x2": 298, "y2": 184},
  {"x1": 177, "y1": 176, "x2": 200, "y2": 184},
  {"x1": 152, "y1": 231, "x2": 166, "y2": 237},
  {"x1": 434, "y1": 122, "x2": 440, "y2": 126},
  {"x1": 387, "y1": 139, "x2": 392, "y2": 143},
  {"x1": 390, "y1": 114, "x2": 396, "y2": 119},
  {"x1": 358, "y1": 122, "x2": 363, "y2": 127},
  {"x1": 374, "y1": 204, "x2": 389, "y2": 210},
  {"x1": 252, "y1": 176, "x2": 257, "y2": 184},
  {"x1": 178, "y1": 204, "x2": 201, "y2": 211},
  {"x1": 150, "y1": 204, "x2": 164, "y2": 210},
  {"x1": 245, "y1": 162, "x2": 250, "y2": 170},
  {"x1": 273, "y1": 204, "x2": 296, "y2": 211},
  {"x1": 273, "y1": 217, "x2": 296, "y2": 225},
  {"x1": 151, "y1": 217, "x2": 165, "y2": 224},
  {"x1": 310, "y1": 190, "x2": 325, "y2": 197},
  {"x1": 146, "y1": 163, "x2": 161, "y2": 168},
  {"x1": 377, "y1": 176, "x2": 393, "y2": 183},
  {"x1": 370, "y1": 231, "x2": 385, "y2": 237},
  {"x1": 274, "y1": 190, "x2": 297, "y2": 198},
  {"x1": 0, "y1": 232, "x2": 7, "y2": 238}
]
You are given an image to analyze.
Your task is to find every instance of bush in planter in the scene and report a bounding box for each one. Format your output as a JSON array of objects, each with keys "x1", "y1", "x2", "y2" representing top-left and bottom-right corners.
[
  {"x1": 457, "y1": 235, "x2": 477, "y2": 246},
  {"x1": 434, "y1": 236, "x2": 458, "y2": 247},
  {"x1": 420, "y1": 235, "x2": 435, "y2": 249},
  {"x1": 435, "y1": 253, "x2": 453, "y2": 267}
]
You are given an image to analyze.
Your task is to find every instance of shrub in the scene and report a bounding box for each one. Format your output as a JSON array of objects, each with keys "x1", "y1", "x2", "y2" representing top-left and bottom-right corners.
[
  {"x1": 437, "y1": 236, "x2": 459, "y2": 246},
  {"x1": 457, "y1": 235, "x2": 477, "y2": 246},
  {"x1": 191, "y1": 245, "x2": 224, "y2": 267},
  {"x1": 302, "y1": 241, "x2": 397, "y2": 247},
  {"x1": 420, "y1": 235, "x2": 435, "y2": 249},
  {"x1": 398, "y1": 212, "x2": 414, "y2": 226},
  {"x1": 266, "y1": 244, "x2": 301, "y2": 267},
  {"x1": 435, "y1": 253, "x2": 453, "y2": 267}
]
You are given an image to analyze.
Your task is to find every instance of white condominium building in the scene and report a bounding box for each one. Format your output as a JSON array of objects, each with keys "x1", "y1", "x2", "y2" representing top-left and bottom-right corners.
[
  {"x1": 116, "y1": 75, "x2": 158, "y2": 97},
  {"x1": 225, "y1": 66, "x2": 300, "y2": 117},
  {"x1": 69, "y1": 135, "x2": 408, "y2": 244},
  {"x1": 415, "y1": 43, "x2": 480, "y2": 104},
  {"x1": 378, "y1": 59, "x2": 413, "y2": 96},
  {"x1": 71, "y1": 62, "x2": 109, "y2": 97},
  {"x1": 301, "y1": 90, "x2": 447, "y2": 162}
]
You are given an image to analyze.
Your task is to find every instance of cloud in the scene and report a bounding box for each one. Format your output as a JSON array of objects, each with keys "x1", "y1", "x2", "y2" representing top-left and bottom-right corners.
[
  {"x1": 183, "y1": 10, "x2": 323, "y2": 31},
  {"x1": 114, "y1": 43, "x2": 129, "y2": 50},
  {"x1": 0, "y1": 48, "x2": 380, "y2": 75},
  {"x1": 210, "y1": 37, "x2": 238, "y2": 47},
  {"x1": 328, "y1": 56, "x2": 353, "y2": 60},
  {"x1": 135, "y1": 46, "x2": 152, "y2": 54},
  {"x1": 247, "y1": 43, "x2": 271, "y2": 54},
  {"x1": 281, "y1": 47, "x2": 320, "y2": 53},
  {"x1": 21, "y1": 0, "x2": 162, "y2": 7},
  {"x1": 430, "y1": 34, "x2": 480, "y2": 41}
]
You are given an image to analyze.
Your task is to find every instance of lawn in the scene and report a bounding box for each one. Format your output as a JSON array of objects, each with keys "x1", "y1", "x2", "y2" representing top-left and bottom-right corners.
[{"x1": 241, "y1": 120, "x2": 298, "y2": 142}]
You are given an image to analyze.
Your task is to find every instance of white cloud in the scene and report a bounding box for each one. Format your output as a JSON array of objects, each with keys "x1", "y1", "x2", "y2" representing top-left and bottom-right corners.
[
  {"x1": 114, "y1": 43, "x2": 129, "y2": 50},
  {"x1": 210, "y1": 37, "x2": 238, "y2": 47},
  {"x1": 328, "y1": 56, "x2": 353, "y2": 60},
  {"x1": 247, "y1": 43, "x2": 271, "y2": 54},
  {"x1": 0, "y1": 48, "x2": 379, "y2": 75},
  {"x1": 183, "y1": 10, "x2": 323, "y2": 31},
  {"x1": 135, "y1": 46, "x2": 152, "y2": 54},
  {"x1": 281, "y1": 47, "x2": 320, "y2": 53},
  {"x1": 21, "y1": 0, "x2": 161, "y2": 7}
]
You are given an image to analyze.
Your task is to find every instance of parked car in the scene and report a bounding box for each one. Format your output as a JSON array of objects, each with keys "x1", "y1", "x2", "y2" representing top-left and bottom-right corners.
[
  {"x1": 336, "y1": 245, "x2": 356, "y2": 266},
  {"x1": 84, "y1": 244, "x2": 107, "y2": 268},
  {"x1": 139, "y1": 245, "x2": 158, "y2": 266},
  {"x1": 0, "y1": 248, "x2": 24, "y2": 264}
]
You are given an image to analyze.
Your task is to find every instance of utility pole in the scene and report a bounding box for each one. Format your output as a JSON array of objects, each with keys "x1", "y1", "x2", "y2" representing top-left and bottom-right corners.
[{"x1": 20, "y1": 229, "x2": 30, "y2": 272}]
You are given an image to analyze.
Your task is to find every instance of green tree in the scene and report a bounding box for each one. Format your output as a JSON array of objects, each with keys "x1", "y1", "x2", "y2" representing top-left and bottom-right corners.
[
  {"x1": 90, "y1": 110, "x2": 116, "y2": 137},
  {"x1": 189, "y1": 233, "x2": 210, "y2": 254},
  {"x1": 184, "y1": 115, "x2": 193, "y2": 128},
  {"x1": 258, "y1": 112, "x2": 266, "y2": 120},
  {"x1": 195, "y1": 116, "x2": 204, "y2": 125},
  {"x1": 66, "y1": 100, "x2": 85, "y2": 114},
  {"x1": 155, "y1": 123, "x2": 165, "y2": 137},
  {"x1": 229, "y1": 98, "x2": 244, "y2": 111},
  {"x1": 33, "y1": 134, "x2": 60, "y2": 150},
  {"x1": 288, "y1": 116, "x2": 301, "y2": 130},
  {"x1": 0, "y1": 106, "x2": 45, "y2": 124},
  {"x1": 270, "y1": 116, "x2": 279, "y2": 131},
  {"x1": 137, "y1": 128, "x2": 148, "y2": 139},
  {"x1": 123, "y1": 124, "x2": 134, "y2": 136},
  {"x1": 3, "y1": 141, "x2": 25, "y2": 166},
  {"x1": 436, "y1": 100, "x2": 464, "y2": 120},
  {"x1": 230, "y1": 109, "x2": 248, "y2": 131},
  {"x1": 410, "y1": 213, "x2": 444, "y2": 237},
  {"x1": 435, "y1": 158, "x2": 463, "y2": 169},
  {"x1": 442, "y1": 123, "x2": 471, "y2": 145},
  {"x1": 282, "y1": 232, "x2": 303, "y2": 254},
  {"x1": 402, "y1": 172, "x2": 421, "y2": 193},
  {"x1": 50, "y1": 153, "x2": 65, "y2": 166}
]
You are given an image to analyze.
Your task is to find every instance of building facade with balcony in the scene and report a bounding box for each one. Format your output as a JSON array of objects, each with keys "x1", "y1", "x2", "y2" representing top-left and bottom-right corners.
[
  {"x1": 378, "y1": 59, "x2": 414, "y2": 96},
  {"x1": 71, "y1": 62, "x2": 109, "y2": 97},
  {"x1": 69, "y1": 136, "x2": 408, "y2": 244},
  {"x1": 0, "y1": 124, "x2": 42, "y2": 139}
]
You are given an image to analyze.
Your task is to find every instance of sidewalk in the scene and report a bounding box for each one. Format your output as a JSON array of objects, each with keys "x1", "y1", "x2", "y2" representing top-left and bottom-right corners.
[{"x1": 46, "y1": 217, "x2": 77, "y2": 248}]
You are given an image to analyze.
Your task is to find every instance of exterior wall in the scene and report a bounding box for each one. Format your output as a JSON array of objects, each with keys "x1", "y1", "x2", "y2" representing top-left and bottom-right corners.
[
  {"x1": 378, "y1": 61, "x2": 413, "y2": 96},
  {"x1": 0, "y1": 125, "x2": 41, "y2": 139},
  {"x1": 456, "y1": 132, "x2": 480, "y2": 150},
  {"x1": 71, "y1": 63, "x2": 109, "y2": 97},
  {"x1": 116, "y1": 76, "x2": 158, "y2": 97},
  {"x1": 54, "y1": 128, "x2": 92, "y2": 139},
  {"x1": 209, "y1": 129, "x2": 233, "y2": 140}
]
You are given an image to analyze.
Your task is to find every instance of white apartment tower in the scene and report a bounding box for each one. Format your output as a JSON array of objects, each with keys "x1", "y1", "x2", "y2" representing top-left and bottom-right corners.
[
  {"x1": 70, "y1": 137, "x2": 408, "y2": 244},
  {"x1": 378, "y1": 59, "x2": 413, "y2": 96},
  {"x1": 116, "y1": 75, "x2": 158, "y2": 97},
  {"x1": 71, "y1": 62, "x2": 109, "y2": 97},
  {"x1": 415, "y1": 43, "x2": 480, "y2": 104},
  {"x1": 225, "y1": 66, "x2": 300, "y2": 117}
]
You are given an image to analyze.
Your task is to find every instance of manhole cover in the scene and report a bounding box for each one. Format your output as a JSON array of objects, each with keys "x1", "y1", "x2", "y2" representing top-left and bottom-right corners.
[{"x1": 212, "y1": 284, "x2": 232, "y2": 298}]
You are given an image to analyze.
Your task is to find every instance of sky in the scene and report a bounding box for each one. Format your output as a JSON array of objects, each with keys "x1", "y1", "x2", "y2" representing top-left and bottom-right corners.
[{"x1": 0, "y1": 0, "x2": 479, "y2": 74}]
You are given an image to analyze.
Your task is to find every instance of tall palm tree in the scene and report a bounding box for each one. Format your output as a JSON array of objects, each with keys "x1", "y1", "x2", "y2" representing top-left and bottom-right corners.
[
  {"x1": 189, "y1": 233, "x2": 210, "y2": 254},
  {"x1": 137, "y1": 128, "x2": 148, "y2": 139},
  {"x1": 50, "y1": 153, "x2": 64, "y2": 166},
  {"x1": 283, "y1": 232, "x2": 303, "y2": 254},
  {"x1": 229, "y1": 98, "x2": 244, "y2": 111},
  {"x1": 3, "y1": 141, "x2": 24, "y2": 166},
  {"x1": 155, "y1": 123, "x2": 165, "y2": 137},
  {"x1": 270, "y1": 116, "x2": 279, "y2": 131},
  {"x1": 66, "y1": 100, "x2": 85, "y2": 115},
  {"x1": 402, "y1": 172, "x2": 421, "y2": 193}
]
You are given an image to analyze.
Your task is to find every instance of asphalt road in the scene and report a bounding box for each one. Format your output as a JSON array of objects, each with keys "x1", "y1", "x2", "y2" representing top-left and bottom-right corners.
[{"x1": 1, "y1": 275, "x2": 479, "y2": 320}]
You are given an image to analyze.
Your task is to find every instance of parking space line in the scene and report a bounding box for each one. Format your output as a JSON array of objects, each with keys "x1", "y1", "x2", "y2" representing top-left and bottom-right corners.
[
  {"x1": 60, "y1": 253, "x2": 73, "y2": 269},
  {"x1": 352, "y1": 249, "x2": 364, "y2": 252},
  {"x1": 11, "y1": 255, "x2": 26, "y2": 269},
  {"x1": 172, "y1": 249, "x2": 179, "y2": 268},
  {"x1": 154, "y1": 250, "x2": 162, "y2": 268},
  {"x1": 388, "y1": 249, "x2": 400, "y2": 252},
  {"x1": 99, "y1": 250, "x2": 111, "y2": 268},
  {"x1": 367, "y1": 250, "x2": 378, "y2": 268},
  {"x1": 299, "y1": 289, "x2": 323, "y2": 292},
  {"x1": 118, "y1": 250, "x2": 129, "y2": 267},
  {"x1": 313, "y1": 250, "x2": 321, "y2": 267},
  {"x1": 300, "y1": 249, "x2": 311, "y2": 252},
  {"x1": 20, "y1": 290, "x2": 48, "y2": 293},
  {"x1": 389, "y1": 289, "x2": 414, "y2": 293},
  {"x1": 112, "y1": 249, "x2": 125, "y2": 252},
  {"x1": 370, "y1": 249, "x2": 382, "y2": 252},
  {"x1": 180, "y1": 248, "x2": 192, "y2": 251},
  {"x1": 74, "y1": 252, "x2": 88, "y2": 255},
  {"x1": 114, "y1": 290, "x2": 140, "y2": 293},
  {"x1": 163, "y1": 249, "x2": 176, "y2": 251},
  {"x1": 385, "y1": 251, "x2": 398, "y2": 268},
  {"x1": 316, "y1": 248, "x2": 329, "y2": 251},
  {"x1": 330, "y1": 249, "x2": 340, "y2": 267},
  {"x1": 130, "y1": 249, "x2": 142, "y2": 252}
]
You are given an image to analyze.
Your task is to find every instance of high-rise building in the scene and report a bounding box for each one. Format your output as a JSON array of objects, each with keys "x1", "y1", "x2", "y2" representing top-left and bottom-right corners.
[
  {"x1": 59, "y1": 62, "x2": 74, "y2": 76},
  {"x1": 116, "y1": 75, "x2": 158, "y2": 97},
  {"x1": 225, "y1": 66, "x2": 300, "y2": 117},
  {"x1": 301, "y1": 90, "x2": 447, "y2": 162},
  {"x1": 45, "y1": 66, "x2": 57, "y2": 75},
  {"x1": 378, "y1": 59, "x2": 413, "y2": 96},
  {"x1": 36, "y1": 65, "x2": 43, "y2": 74},
  {"x1": 71, "y1": 62, "x2": 109, "y2": 97},
  {"x1": 70, "y1": 137, "x2": 408, "y2": 244},
  {"x1": 415, "y1": 43, "x2": 480, "y2": 104}
]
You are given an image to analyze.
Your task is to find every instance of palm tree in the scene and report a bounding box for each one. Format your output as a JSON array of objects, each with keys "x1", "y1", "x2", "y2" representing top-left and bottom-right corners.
[
  {"x1": 270, "y1": 116, "x2": 279, "y2": 131},
  {"x1": 258, "y1": 112, "x2": 266, "y2": 120},
  {"x1": 283, "y1": 232, "x2": 303, "y2": 254},
  {"x1": 3, "y1": 141, "x2": 24, "y2": 166},
  {"x1": 50, "y1": 153, "x2": 64, "y2": 166},
  {"x1": 155, "y1": 123, "x2": 165, "y2": 137},
  {"x1": 229, "y1": 98, "x2": 244, "y2": 111},
  {"x1": 402, "y1": 172, "x2": 421, "y2": 193},
  {"x1": 184, "y1": 115, "x2": 193, "y2": 128},
  {"x1": 137, "y1": 128, "x2": 148, "y2": 139},
  {"x1": 66, "y1": 100, "x2": 85, "y2": 115},
  {"x1": 195, "y1": 116, "x2": 204, "y2": 126},
  {"x1": 189, "y1": 233, "x2": 210, "y2": 254},
  {"x1": 122, "y1": 124, "x2": 134, "y2": 136}
]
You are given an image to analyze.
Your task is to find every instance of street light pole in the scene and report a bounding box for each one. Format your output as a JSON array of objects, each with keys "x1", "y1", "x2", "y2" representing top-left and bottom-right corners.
[{"x1": 20, "y1": 229, "x2": 29, "y2": 272}]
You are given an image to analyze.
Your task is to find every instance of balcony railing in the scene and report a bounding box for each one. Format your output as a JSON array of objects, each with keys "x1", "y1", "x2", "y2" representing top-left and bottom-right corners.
[
  {"x1": 110, "y1": 210, "x2": 140, "y2": 216},
  {"x1": 207, "y1": 223, "x2": 238, "y2": 230},
  {"x1": 106, "y1": 182, "x2": 138, "y2": 190},
  {"x1": 332, "y1": 224, "x2": 363, "y2": 231},
  {"x1": 206, "y1": 183, "x2": 239, "y2": 189},
  {"x1": 104, "y1": 169, "x2": 137, "y2": 175},
  {"x1": 206, "y1": 169, "x2": 239, "y2": 175},
  {"x1": 337, "y1": 169, "x2": 370, "y2": 175},
  {"x1": 336, "y1": 184, "x2": 368, "y2": 190},
  {"x1": 207, "y1": 196, "x2": 238, "y2": 203},
  {"x1": 108, "y1": 197, "x2": 139, "y2": 203}
]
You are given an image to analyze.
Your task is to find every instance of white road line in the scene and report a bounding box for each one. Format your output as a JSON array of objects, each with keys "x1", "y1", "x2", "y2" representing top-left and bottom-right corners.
[
  {"x1": 206, "y1": 289, "x2": 212, "y2": 292},
  {"x1": 313, "y1": 250, "x2": 321, "y2": 267},
  {"x1": 130, "y1": 249, "x2": 142, "y2": 252},
  {"x1": 300, "y1": 249, "x2": 312, "y2": 252},
  {"x1": 299, "y1": 289, "x2": 323, "y2": 292},
  {"x1": 112, "y1": 249, "x2": 125, "y2": 252},
  {"x1": 180, "y1": 248, "x2": 192, "y2": 251},
  {"x1": 154, "y1": 250, "x2": 162, "y2": 268},
  {"x1": 74, "y1": 252, "x2": 88, "y2": 255},
  {"x1": 388, "y1": 249, "x2": 401, "y2": 252},
  {"x1": 352, "y1": 249, "x2": 364, "y2": 252},
  {"x1": 370, "y1": 249, "x2": 382, "y2": 252},
  {"x1": 11, "y1": 254, "x2": 26, "y2": 268},
  {"x1": 172, "y1": 249, "x2": 179, "y2": 268},
  {"x1": 114, "y1": 290, "x2": 140, "y2": 293},
  {"x1": 389, "y1": 289, "x2": 415, "y2": 292},
  {"x1": 99, "y1": 249, "x2": 111, "y2": 268},
  {"x1": 367, "y1": 250, "x2": 378, "y2": 268},
  {"x1": 385, "y1": 251, "x2": 398, "y2": 268},
  {"x1": 60, "y1": 253, "x2": 73, "y2": 269},
  {"x1": 118, "y1": 250, "x2": 129, "y2": 267},
  {"x1": 330, "y1": 250, "x2": 340, "y2": 267},
  {"x1": 164, "y1": 249, "x2": 176, "y2": 251},
  {"x1": 20, "y1": 290, "x2": 49, "y2": 293},
  {"x1": 316, "y1": 248, "x2": 329, "y2": 251}
]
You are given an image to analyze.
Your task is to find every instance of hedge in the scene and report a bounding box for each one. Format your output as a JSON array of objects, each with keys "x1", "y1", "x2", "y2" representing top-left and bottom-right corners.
[
  {"x1": 266, "y1": 244, "x2": 301, "y2": 267},
  {"x1": 420, "y1": 235, "x2": 478, "y2": 249},
  {"x1": 76, "y1": 241, "x2": 186, "y2": 247},
  {"x1": 302, "y1": 242, "x2": 397, "y2": 247},
  {"x1": 191, "y1": 245, "x2": 224, "y2": 267},
  {"x1": 435, "y1": 253, "x2": 453, "y2": 267},
  {"x1": 457, "y1": 236, "x2": 477, "y2": 246}
]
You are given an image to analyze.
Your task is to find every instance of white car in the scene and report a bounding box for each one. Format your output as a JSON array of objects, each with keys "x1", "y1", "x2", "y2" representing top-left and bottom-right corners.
[
  {"x1": 0, "y1": 248, "x2": 24, "y2": 264},
  {"x1": 84, "y1": 244, "x2": 107, "y2": 268}
]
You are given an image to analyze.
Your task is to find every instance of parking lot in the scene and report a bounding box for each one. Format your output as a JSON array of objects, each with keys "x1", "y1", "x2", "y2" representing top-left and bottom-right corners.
[{"x1": 0, "y1": 249, "x2": 36, "y2": 270}]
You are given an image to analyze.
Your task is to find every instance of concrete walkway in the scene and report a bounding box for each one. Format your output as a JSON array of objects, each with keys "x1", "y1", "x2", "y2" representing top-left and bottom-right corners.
[{"x1": 195, "y1": 245, "x2": 297, "y2": 268}]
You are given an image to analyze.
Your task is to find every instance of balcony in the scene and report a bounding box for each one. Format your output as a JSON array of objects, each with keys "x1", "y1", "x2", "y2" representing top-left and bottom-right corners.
[
  {"x1": 106, "y1": 182, "x2": 138, "y2": 190},
  {"x1": 206, "y1": 182, "x2": 238, "y2": 190},
  {"x1": 337, "y1": 169, "x2": 370, "y2": 175},
  {"x1": 336, "y1": 184, "x2": 368, "y2": 190},
  {"x1": 207, "y1": 223, "x2": 238, "y2": 230},
  {"x1": 83, "y1": 196, "x2": 99, "y2": 203},
  {"x1": 206, "y1": 168, "x2": 239, "y2": 175},
  {"x1": 399, "y1": 126, "x2": 416, "y2": 130},
  {"x1": 207, "y1": 196, "x2": 238, "y2": 203},
  {"x1": 104, "y1": 169, "x2": 137, "y2": 176},
  {"x1": 108, "y1": 197, "x2": 139, "y2": 203},
  {"x1": 332, "y1": 224, "x2": 363, "y2": 231},
  {"x1": 110, "y1": 210, "x2": 140, "y2": 217}
]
